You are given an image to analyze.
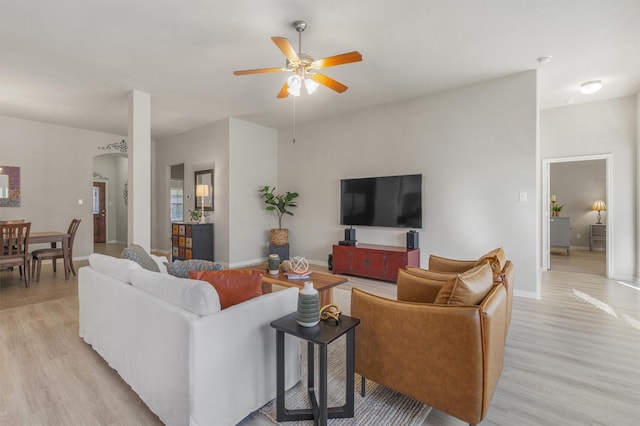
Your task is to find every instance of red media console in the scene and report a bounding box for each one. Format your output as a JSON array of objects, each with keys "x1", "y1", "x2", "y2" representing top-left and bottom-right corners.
[{"x1": 332, "y1": 243, "x2": 420, "y2": 283}]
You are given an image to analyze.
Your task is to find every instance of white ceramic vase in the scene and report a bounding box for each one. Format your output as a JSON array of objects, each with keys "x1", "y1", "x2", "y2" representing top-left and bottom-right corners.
[{"x1": 296, "y1": 281, "x2": 320, "y2": 327}]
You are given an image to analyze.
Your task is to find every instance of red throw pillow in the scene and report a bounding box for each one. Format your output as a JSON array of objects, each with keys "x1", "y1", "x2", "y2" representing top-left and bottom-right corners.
[{"x1": 189, "y1": 269, "x2": 263, "y2": 309}]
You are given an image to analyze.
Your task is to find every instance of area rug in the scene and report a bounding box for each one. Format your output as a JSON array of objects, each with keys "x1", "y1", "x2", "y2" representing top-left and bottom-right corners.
[{"x1": 259, "y1": 287, "x2": 431, "y2": 425}]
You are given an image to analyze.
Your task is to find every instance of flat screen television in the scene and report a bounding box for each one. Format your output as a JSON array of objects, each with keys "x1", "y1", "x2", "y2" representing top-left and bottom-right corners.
[{"x1": 340, "y1": 174, "x2": 422, "y2": 228}]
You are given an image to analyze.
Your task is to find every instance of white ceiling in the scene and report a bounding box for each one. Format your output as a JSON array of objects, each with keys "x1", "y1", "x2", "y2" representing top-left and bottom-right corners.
[{"x1": 1, "y1": 0, "x2": 638, "y2": 140}]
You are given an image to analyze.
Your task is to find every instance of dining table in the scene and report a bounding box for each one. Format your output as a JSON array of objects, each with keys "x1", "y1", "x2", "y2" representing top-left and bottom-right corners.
[{"x1": 29, "y1": 231, "x2": 71, "y2": 280}]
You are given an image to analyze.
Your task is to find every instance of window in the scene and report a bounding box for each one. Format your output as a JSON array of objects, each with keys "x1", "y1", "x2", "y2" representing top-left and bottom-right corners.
[{"x1": 170, "y1": 164, "x2": 185, "y2": 222}]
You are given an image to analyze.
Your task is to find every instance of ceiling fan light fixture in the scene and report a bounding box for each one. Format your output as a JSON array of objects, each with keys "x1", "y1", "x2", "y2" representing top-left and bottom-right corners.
[
  {"x1": 287, "y1": 74, "x2": 301, "y2": 96},
  {"x1": 304, "y1": 78, "x2": 319, "y2": 94},
  {"x1": 580, "y1": 80, "x2": 602, "y2": 94}
]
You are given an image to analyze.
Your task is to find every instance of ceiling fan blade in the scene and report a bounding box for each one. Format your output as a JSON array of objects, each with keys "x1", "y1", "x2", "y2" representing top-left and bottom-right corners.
[
  {"x1": 271, "y1": 36, "x2": 300, "y2": 63},
  {"x1": 311, "y1": 73, "x2": 348, "y2": 93},
  {"x1": 312, "y1": 51, "x2": 362, "y2": 69},
  {"x1": 233, "y1": 67, "x2": 284, "y2": 75},
  {"x1": 277, "y1": 82, "x2": 290, "y2": 98}
]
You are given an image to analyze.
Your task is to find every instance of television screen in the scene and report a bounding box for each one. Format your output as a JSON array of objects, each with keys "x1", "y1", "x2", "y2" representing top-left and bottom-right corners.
[{"x1": 340, "y1": 174, "x2": 422, "y2": 228}]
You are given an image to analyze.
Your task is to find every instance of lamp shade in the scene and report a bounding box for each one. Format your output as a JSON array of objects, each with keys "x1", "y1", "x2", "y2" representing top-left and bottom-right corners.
[
  {"x1": 591, "y1": 200, "x2": 606, "y2": 211},
  {"x1": 196, "y1": 184, "x2": 209, "y2": 198}
]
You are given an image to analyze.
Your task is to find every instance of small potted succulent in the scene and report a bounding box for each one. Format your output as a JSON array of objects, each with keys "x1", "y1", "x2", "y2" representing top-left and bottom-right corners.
[
  {"x1": 551, "y1": 204, "x2": 563, "y2": 217},
  {"x1": 189, "y1": 209, "x2": 203, "y2": 223}
]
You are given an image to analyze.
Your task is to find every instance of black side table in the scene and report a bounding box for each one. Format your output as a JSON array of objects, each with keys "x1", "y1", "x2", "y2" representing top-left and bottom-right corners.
[{"x1": 270, "y1": 312, "x2": 360, "y2": 426}]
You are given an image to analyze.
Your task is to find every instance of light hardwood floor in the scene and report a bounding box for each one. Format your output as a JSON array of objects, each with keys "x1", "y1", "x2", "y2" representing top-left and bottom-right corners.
[{"x1": 1, "y1": 246, "x2": 638, "y2": 425}]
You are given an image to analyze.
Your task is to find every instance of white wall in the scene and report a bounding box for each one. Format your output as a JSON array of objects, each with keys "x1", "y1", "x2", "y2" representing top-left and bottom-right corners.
[
  {"x1": 116, "y1": 156, "x2": 128, "y2": 243},
  {"x1": 154, "y1": 119, "x2": 229, "y2": 261},
  {"x1": 550, "y1": 160, "x2": 606, "y2": 249},
  {"x1": 228, "y1": 118, "x2": 278, "y2": 266},
  {"x1": 541, "y1": 96, "x2": 637, "y2": 280},
  {"x1": 277, "y1": 71, "x2": 539, "y2": 295},
  {"x1": 153, "y1": 117, "x2": 278, "y2": 266},
  {"x1": 0, "y1": 115, "x2": 126, "y2": 259}
]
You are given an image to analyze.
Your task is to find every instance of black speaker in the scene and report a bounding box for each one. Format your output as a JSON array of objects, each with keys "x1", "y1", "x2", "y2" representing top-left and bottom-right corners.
[
  {"x1": 328, "y1": 254, "x2": 333, "y2": 271},
  {"x1": 407, "y1": 230, "x2": 419, "y2": 249},
  {"x1": 344, "y1": 227, "x2": 356, "y2": 241}
]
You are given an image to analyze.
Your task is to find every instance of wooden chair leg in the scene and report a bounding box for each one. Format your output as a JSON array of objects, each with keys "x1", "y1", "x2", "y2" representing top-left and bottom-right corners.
[
  {"x1": 36, "y1": 259, "x2": 42, "y2": 282},
  {"x1": 69, "y1": 259, "x2": 76, "y2": 276},
  {"x1": 24, "y1": 261, "x2": 30, "y2": 287}
]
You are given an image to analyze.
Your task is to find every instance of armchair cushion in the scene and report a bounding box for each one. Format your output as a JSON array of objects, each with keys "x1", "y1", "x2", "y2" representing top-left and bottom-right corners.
[
  {"x1": 397, "y1": 268, "x2": 453, "y2": 303},
  {"x1": 476, "y1": 247, "x2": 507, "y2": 280},
  {"x1": 434, "y1": 262, "x2": 494, "y2": 305},
  {"x1": 189, "y1": 269, "x2": 263, "y2": 309}
]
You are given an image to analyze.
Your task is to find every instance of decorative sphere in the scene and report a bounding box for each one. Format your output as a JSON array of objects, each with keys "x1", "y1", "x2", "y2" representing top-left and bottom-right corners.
[
  {"x1": 290, "y1": 256, "x2": 309, "y2": 274},
  {"x1": 281, "y1": 260, "x2": 291, "y2": 272}
]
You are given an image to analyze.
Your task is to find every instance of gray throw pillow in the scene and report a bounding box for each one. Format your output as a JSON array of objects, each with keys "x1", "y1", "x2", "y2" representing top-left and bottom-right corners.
[
  {"x1": 121, "y1": 244, "x2": 161, "y2": 273},
  {"x1": 165, "y1": 259, "x2": 224, "y2": 278}
]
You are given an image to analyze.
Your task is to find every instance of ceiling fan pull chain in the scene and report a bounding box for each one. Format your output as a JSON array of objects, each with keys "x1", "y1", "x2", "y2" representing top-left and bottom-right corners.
[{"x1": 292, "y1": 96, "x2": 296, "y2": 143}]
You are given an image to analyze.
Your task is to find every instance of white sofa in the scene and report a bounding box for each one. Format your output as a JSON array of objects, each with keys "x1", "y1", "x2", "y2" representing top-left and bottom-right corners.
[{"x1": 78, "y1": 253, "x2": 300, "y2": 426}]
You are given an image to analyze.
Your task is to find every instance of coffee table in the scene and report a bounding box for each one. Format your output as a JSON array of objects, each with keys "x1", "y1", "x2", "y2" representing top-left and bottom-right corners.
[{"x1": 261, "y1": 269, "x2": 348, "y2": 307}]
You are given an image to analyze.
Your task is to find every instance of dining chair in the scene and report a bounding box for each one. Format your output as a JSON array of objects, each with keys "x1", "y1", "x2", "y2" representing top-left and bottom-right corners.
[
  {"x1": 0, "y1": 221, "x2": 31, "y2": 286},
  {"x1": 31, "y1": 218, "x2": 81, "y2": 282}
]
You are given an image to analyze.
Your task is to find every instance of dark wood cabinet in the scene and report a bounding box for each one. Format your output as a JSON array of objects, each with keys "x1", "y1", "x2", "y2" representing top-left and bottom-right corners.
[
  {"x1": 332, "y1": 244, "x2": 420, "y2": 282},
  {"x1": 171, "y1": 222, "x2": 214, "y2": 261}
]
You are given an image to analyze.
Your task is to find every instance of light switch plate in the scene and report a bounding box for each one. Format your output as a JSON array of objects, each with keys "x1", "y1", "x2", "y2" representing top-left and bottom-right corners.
[{"x1": 519, "y1": 192, "x2": 527, "y2": 202}]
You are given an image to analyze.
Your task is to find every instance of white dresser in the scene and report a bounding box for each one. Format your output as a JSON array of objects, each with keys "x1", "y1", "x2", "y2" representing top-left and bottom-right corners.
[
  {"x1": 590, "y1": 224, "x2": 606, "y2": 251},
  {"x1": 550, "y1": 217, "x2": 571, "y2": 254}
]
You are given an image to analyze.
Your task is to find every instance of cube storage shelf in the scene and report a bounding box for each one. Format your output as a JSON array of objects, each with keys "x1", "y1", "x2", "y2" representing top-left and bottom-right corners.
[{"x1": 171, "y1": 222, "x2": 214, "y2": 261}]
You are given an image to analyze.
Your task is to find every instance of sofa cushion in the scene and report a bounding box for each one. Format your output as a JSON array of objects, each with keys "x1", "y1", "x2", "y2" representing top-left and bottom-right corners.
[
  {"x1": 166, "y1": 259, "x2": 223, "y2": 278},
  {"x1": 474, "y1": 247, "x2": 506, "y2": 280},
  {"x1": 121, "y1": 244, "x2": 160, "y2": 272},
  {"x1": 130, "y1": 268, "x2": 221, "y2": 315},
  {"x1": 189, "y1": 269, "x2": 263, "y2": 309},
  {"x1": 150, "y1": 254, "x2": 169, "y2": 274},
  {"x1": 434, "y1": 262, "x2": 494, "y2": 305},
  {"x1": 88, "y1": 253, "x2": 142, "y2": 284}
]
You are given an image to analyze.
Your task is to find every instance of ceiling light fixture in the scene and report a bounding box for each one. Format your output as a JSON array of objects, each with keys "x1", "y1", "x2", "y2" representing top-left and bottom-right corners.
[
  {"x1": 286, "y1": 74, "x2": 302, "y2": 97},
  {"x1": 580, "y1": 80, "x2": 603, "y2": 94}
]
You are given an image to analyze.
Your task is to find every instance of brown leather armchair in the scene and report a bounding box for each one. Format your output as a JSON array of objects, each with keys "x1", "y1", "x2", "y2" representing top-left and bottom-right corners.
[{"x1": 351, "y1": 262, "x2": 507, "y2": 425}]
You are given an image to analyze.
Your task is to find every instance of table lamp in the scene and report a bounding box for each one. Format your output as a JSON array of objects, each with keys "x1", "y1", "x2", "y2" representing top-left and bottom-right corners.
[
  {"x1": 195, "y1": 184, "x2": 209, "y2": 223},
  {"x1": 591, "y1": 200, "x2": 606, "y2": 224}
]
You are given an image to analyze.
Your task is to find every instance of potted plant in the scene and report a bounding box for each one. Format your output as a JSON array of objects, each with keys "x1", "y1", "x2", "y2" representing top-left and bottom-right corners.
[
  {"x1": 189, "y1": 209, "x2": 203, "y2": 223},
  {"x1": 551, "y1": 204, "x2": 563, "y2": 217},
  {"x1": 259, "y1": 185, "x2": 299, "y2": 245}
]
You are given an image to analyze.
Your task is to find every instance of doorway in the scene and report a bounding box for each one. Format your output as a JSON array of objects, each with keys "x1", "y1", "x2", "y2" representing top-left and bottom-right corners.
[
  {"x1": 93, "y1": 181, "x2": 106, "y2": 243},
  {"x1": 542, "y1": 154, "x2": 613, "y2": 277},
  {"x1": 92, "y1": 153, "x2": 128, "y2": 247}
]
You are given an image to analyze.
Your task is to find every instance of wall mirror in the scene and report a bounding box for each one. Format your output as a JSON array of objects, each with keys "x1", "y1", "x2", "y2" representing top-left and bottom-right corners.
[
  {"x1": 0, "y1": 174, "x2": 8, "y2": 198},
  {"x1": 194, "y1": 169, "x2": 213, "y2": 211},
  {"x1": 0, "y1": 165, "x2": 20, "y2": 207}
]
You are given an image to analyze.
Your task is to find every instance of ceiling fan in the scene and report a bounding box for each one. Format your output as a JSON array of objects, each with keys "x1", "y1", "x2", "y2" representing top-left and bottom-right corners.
[{"x1": 233, "y1": 20, "x2": 363, "y2": 98}]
